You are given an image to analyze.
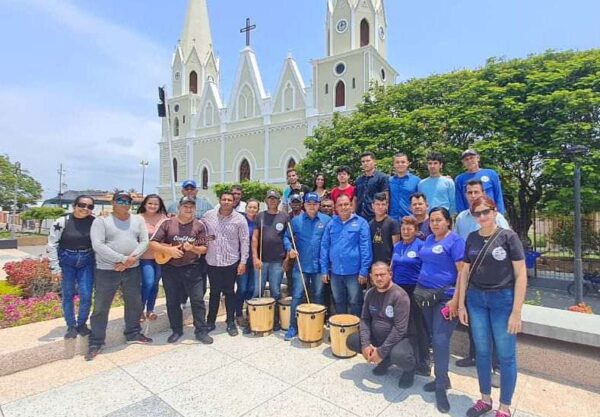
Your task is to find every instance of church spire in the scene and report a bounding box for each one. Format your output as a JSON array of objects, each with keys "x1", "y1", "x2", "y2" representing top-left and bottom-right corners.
[{"x1": 180, "y1": 0, "x2": 213, "y2": 61}]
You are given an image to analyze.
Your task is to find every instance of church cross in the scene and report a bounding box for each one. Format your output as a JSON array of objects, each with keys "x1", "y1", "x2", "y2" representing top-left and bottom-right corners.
[{"x1": 240, "y1": 18, "x2": 256, "y2": 47}]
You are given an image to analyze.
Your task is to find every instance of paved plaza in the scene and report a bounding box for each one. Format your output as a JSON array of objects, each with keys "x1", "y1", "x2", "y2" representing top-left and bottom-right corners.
[{"x1": 0, "y1": 322, "x2": 597, "y2": 417}]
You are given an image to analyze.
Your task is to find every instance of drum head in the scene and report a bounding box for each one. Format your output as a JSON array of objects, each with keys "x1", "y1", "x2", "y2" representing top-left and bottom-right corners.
[
  {"x1": 247, "y1": 297, "x2": 275, "y2": 307},
  {"x1": 277, "y1": 296, "x2": 292, "y2": 306},
  {"x1": 329, "y1": 314, "x2": 360, "y2": 327},
  {"x1": 296, "y1": 303, "x2": 326, "y2": 314}
]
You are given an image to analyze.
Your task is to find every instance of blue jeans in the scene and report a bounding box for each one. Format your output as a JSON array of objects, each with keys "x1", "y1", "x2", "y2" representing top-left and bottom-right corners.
[
  {"x1": 253, "y1": 261, "x2": 283, "y2": 300},
  {"x1": 421, "y1": 300, "x2": 458, "y2": 389},
  {"x1": 467, "y1": 287, "x2": 517, "y2": 405},
  {"x1": 290, "y1": 270, "x2": 324, "y2": 329},
  {"x1": 140, "y1": 259, "x2": 161, "y2": 313},
  {"x1": 330, "y1": 273, "x2": 363, "y2": 316},
  {"x1": 236, "y1": 261, "x2": 254, "y2": 316},
  {"x1": 59, "y1": 249, "x2": 95, "y2": 328}
]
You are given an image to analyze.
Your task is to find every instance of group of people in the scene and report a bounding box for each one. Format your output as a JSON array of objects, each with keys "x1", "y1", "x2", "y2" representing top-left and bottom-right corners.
[{"x1": 47, "y1": 148, "x2": 526, "y2": 417}]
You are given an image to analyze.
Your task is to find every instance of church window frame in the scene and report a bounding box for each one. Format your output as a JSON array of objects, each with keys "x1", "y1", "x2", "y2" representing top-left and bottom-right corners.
[
  {"x1": 201, "y1": 167, "x2": 209, "y2": 190},
  {"x1": 239, "y1": 158, "x2": 251, "y2": 182},
  {"x1": 173, "y1": 117, "x2": 180, "y2": 137},
  {"x1": 237, "y1": 84, "x2": 255, "y2": 120},
  {"x1": 333, "y1": 61, "x2": 347, "y2": 76},
  {"x1": 335, "y1": 80, "x2": 346, "y2": 109},
  {"x1": 204, "y1": 102, "x2": 214, "y2": 127},
  {"x1": 336, "y1": 19, "x2": 348, "y2": 34},
  {"x1": 381, "y1": 68, "x2": 387, "y2": 81},
  {"x1": 360, "y1": 19, "x2": 370, "y2": 47},
  {"x1": 325, "y1": 83, "x2": 329, "y2": 95},
  {"x1": 189, "y1": 71, "x2": 198, "y2": 94},
  {"x1": 173, "y1": 158, "x2": 179, "y2": 183},
  {"x1": 283, "y1": 81, "x2": 295, "y2": 112},
  {"x1": 352, "y1": 78, "x2": 356, "y2": 89}
]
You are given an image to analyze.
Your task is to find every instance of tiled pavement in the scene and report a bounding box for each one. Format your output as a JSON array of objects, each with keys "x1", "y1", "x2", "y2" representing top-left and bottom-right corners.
[{"x1": 0, "y1": 323, "x2": 597, "y2": 417}]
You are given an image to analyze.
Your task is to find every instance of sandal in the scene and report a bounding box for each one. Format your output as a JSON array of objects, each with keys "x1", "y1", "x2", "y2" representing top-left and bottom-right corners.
[
  {"x1": 147, "y1": 312, "x2": 158, "y2": 321},
  {"x1": 140, "y1": 313, "x2": 146, "y2": 322}
]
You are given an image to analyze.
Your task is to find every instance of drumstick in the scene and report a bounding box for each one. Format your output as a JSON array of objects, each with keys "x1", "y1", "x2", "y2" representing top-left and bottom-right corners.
[
  {"x1": 287, "y1": 222, "x2": 311, "y2": 304},
  {"x1": 259, "y1": 216, "x2": 263, "y2": 298}
]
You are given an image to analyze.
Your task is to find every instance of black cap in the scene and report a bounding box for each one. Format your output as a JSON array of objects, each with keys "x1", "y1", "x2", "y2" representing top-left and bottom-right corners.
[{"x1": 112, "y1": 191, "x2": 132, "y2": 202}]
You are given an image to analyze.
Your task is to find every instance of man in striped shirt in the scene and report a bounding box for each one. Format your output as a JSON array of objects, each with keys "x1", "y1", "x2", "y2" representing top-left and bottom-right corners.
[{"x1": 202, "y1": 191, "x2": 250, "y2": 336}]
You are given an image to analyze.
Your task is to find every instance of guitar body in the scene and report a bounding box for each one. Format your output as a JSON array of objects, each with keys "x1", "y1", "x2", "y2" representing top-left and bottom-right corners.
[
  {"x1": 155, "y1": 251, "x2": 172, "y2": 265},
  {"x1": 153, "y1": 235, "x2": 215, "y2": 265}
]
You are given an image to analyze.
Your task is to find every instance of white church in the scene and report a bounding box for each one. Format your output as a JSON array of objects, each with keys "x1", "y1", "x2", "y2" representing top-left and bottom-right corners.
[{"x1": 158, "y1": 0, "x2": 397, "y2": 204}]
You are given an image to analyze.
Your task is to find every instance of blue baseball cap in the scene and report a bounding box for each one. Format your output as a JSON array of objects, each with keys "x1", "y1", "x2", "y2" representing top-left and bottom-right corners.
[
  {"x1": 304, "y1": 192, "x2": 321, "y2": 203},
  {"x1": 181, "y1": 179, "x2": 197, "y2": 189}
]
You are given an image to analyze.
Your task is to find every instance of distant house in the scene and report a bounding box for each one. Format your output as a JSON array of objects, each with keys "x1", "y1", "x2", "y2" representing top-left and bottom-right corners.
[{"x1": 43, "y1": 190, "x2": 144, "y2": 215}]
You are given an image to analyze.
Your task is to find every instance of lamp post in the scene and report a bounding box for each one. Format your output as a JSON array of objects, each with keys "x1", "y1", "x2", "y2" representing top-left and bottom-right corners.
[
  {"x1": 10, "y1": 162, "x2": 21, "y2": 239},
  {"x1": 140, "y1": 160, "x2": 149, "y2": 197}
]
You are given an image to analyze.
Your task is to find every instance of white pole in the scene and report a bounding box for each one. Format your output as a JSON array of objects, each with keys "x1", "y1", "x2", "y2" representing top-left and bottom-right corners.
[{"x1": 163, "y1": 86, "x2": 178, "y2": 203}]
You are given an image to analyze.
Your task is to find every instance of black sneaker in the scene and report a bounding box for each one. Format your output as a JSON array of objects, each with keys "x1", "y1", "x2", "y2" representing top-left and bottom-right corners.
[
  {"x1": 423, "y1": 380, "x2": 451, "y2": 392},
  {"x1": 64, "y1": 326, "x2": 78, "y2": 339},
  {"x1": 76, "y1": 324, "x2": 91, "y2": 337},
  {"x1": 435, "y1": 388, "x2": 450, "y2": 413},
  {"x1": 372, "y1": 357, "x2": 391, "y2": 376},
  {"x1": 196, "y1": 332, "x2": 214, "y2": 344},
  {"x1": 126, "y1": 334, "x2": 153, "y2": 344},
  {"x1": 226, "y1": 322, "x2": 239, "y2": 337},
  {"x1": 167, "y1": 332, "x2": 183, "y2": 343},
  {"x1": 466, "y1": 399, "x2": 493, "y2": 417},
  {"x1": 242, "y1": 325, "x2": 251, "y2": 334},
  {"x1": 207, "y1": 322, "x2": 216, "y2": 333},
  {"x1": 398, "y1": 370, "x2": 415, "y2": 389},
  {"x1": 455, "y1": 357, "x2": 476, "y2": 367},
  {"x1": 85, "y1": 345, "x2": 101, "y2": 361}
]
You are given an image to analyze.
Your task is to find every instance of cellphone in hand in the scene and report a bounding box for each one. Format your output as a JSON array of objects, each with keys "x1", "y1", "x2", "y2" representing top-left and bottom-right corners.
[{"x1": 440, "y1": 305, "x2": 450, "y2": 320}]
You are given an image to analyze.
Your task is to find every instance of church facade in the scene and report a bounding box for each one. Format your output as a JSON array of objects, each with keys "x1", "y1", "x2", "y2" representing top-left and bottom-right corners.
[{"x1": 158, "y1": 0, "x2": 397, "y2": 204}]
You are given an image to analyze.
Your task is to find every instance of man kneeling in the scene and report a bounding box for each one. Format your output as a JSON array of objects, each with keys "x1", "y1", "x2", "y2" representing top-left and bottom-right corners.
[{"x1": 346, "y1": 261, "x2": 416, "y2": 388}]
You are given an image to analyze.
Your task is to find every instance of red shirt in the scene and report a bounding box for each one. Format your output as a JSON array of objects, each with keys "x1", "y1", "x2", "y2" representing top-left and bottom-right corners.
[{"x1": 331, "y1": 185, "x2": 355, "y2": 204}]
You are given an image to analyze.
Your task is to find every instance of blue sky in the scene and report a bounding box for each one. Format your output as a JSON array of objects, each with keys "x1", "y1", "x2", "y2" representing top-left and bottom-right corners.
[{"x1": 1, "y1": 0, "x2": 599, "y2": 199}]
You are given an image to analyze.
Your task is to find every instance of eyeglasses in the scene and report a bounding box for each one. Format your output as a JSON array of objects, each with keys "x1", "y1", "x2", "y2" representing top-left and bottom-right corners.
[
  {"x1": 114, "y1": 199, "x2": 132, "y2": 206},
  {"x1": 472, "y1": 208, "x2": 494, "y2": 218},
  {"x1": 76, "y1": 203, "x2": 94, "y2": 210}
]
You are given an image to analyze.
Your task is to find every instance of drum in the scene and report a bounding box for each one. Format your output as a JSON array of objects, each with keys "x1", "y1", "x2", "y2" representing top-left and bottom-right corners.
[
  {"x1": 277, "y1": 296, "x2": 292, "y2": 331},
  {"x1": 247, "y1": 297, "x2": 275, "y2": 335},
  {"x1": 328, "y1": 314, "x2": 360, "y2": 358},
  {"x1": 296, "y1": 303, "x2": 327, "y2": 347}
]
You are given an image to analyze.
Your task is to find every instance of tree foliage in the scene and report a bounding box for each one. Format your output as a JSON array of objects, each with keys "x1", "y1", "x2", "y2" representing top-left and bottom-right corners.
[
  {"x1": 0, "y1": 156, "x2": 43, "y2": 211},
  {"x1": 298, "y1": 50, "x2": 600, "y2": 241},
  {"x1": 213, "y1": 181, "x2": 282, "y2": 202},
  {"x1": 21, "y1": 207, "x2": 65, "y2": 234}
]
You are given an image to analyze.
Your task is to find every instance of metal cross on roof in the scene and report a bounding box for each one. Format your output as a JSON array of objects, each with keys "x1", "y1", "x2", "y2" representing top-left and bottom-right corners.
[{"x1": 240, "y1": 18, "x2": 256, "y2": 47}]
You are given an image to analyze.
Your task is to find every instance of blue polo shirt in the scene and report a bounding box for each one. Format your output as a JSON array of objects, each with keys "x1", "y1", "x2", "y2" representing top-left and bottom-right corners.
[
  {"x1": 283, "y1": 212, "x2": 331, "y2": 274},
  {"x1": 355, "y1": 170, "x2": 389, "y2": 221},
  {"x1": 418, "y1": 232, "x2": 465, "y2": 297},
  {"x1": 320, "y1": 214, "x2": 372, "y2": 277},
  {"x1": 391, "y1": 238, "x2": 424, "y2": 286},
  {"x1": 389, "y1": 173, "x2": 420, "y2": 220},
  {"x1": 455, "y1": 168, "x2": 505, "y2": 214},
  {"x1": 418, "y1": 176, "x2": 456, "y2": 215},
  {"x1": 454, "y1": 210, "x2": 510, "y2": 241}
]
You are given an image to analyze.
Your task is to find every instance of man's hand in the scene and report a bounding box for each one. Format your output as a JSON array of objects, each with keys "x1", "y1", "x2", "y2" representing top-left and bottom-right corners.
[
  {"x1": 361, "y1": 345, "x2": 374, "y2": 361},
  {"x1": 358, "y1": 275, "x2": 368, "y2": 286},
  {"x1": 114, "y1": 263, "x2": 126, "y2": 272},
  {"x1": 237, "y1": 263, "x2": 246, "y2": 276},
  {"x1": 196, "y1": 245, "x2": 208, "y2": 255},
  {"x1": 288, "y1": 250, "x2": 297, "y2": 259},
  {"x1": 122, "y1": 255, "x2": 136, "y2": 268},
  {"x1": 254, "y1": 259, "x2": 263, "y2": 270},
  {"x1": 368, "y1": 348, "x2": 383, "y2": 364},
  {"x1": 322, "y1": 274, "x2": 330, "y2": 284},
  {"x1": 169, "y1": 246, "x2": 184, "y2": 259}
]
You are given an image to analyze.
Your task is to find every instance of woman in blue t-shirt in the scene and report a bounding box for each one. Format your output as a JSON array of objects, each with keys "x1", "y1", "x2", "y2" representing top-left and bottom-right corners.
[
  {"x1": 391, "y1": 216, "x2": 429, "y2": 376},
  {"x1": 236, "y1": 199, "x2": 259, "y2": 329},
  {"x1": 417, "y1": 207, "x2": 465, "y2": 414}
]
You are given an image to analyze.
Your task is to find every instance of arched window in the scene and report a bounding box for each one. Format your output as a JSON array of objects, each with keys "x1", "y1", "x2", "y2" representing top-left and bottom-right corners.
[
  {"x1": 238, "y1": 85, "x2": 255, "y2": 119},
  {"x1": 204, "y1": 102, "x2": 214, "y2": 126},
  {"x1": 173, "y1": 158, "x2": 178, "y2": 182},
  {"x1": 202, "y1": 167, "x2": 209, "y2": 190},
  {"x1": 335, "y1": 80, "x2": 345, "y2": 108},
  {"x1": 352, "y1": 78, "x2": 356, "y2": 89},
  {"x1": 287, "y1": 158, "x2": 296, "y2": 170},
  {"x1": 360, "y1": 19, "x2": 370, "y2": 47},
  {"x1": 173, "y1": 117, "x2": 180, "y2": 136},
  {"x1": 283, "y1": 83, "x2": 294, "y2": 111},
  {"x1": 325, "y1": 83, "x2": 329, "y2": 94},
  {"x1": 239, "y1": 159, "x2": 251, "y2": 181},
  {"x1": 189, "y1": 71, "x2": 198, "y2": 94}
]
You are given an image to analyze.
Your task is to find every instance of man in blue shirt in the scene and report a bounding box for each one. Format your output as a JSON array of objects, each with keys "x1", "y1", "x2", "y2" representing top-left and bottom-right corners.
[
  {"x1": 355, "y1": 152, "x2": 389, "y2": 221},
  {"x1": 455, "y1": 149, "x2": 505, "y2": 214},
  {"x1": 389, "y1": 153, "x2": 420, "y2": 221},
  {"x1": 455, "y1": 180, "x2": 510, "y2": 240},
  {"x1": 167, "y1": 180, "x2": 214, "y2": 219},
  {"x1": 283, "y1": 192, "x2": 331, "y2": 340},
  {"x1": 321, "y1": 194, "x2": 372, "y2": 316},
  {"x1": 418, "y1": 152, "x2": 456, "y2": 215}
]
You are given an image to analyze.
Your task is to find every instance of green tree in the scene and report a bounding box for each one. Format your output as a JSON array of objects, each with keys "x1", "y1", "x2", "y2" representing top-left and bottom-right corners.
[
  {"x1": 0, "y1": 156, "x2": 43, "y2": 211},
  {"x1": 298, "y1": 50, "x2": 600, "y2": 242},
  {"x1": 21, "y1": 207, "x2": 65, "y2": 234},
  {"x1": 213, "y1": 181, "x2": 282, "y2": 202}
]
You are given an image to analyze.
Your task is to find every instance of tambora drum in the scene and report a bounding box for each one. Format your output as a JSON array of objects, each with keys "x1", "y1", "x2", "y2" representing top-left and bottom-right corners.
[
  {"x1": 296, "y1": 303, "x2": 326, "y2": 347},
  {"x1": 247, "y1": 297, "x2": 275, "y2": 335},
  {"x1": 277, "y1": 296, "x2": 292, "y2": 331},
  {"x1": 328, "y1": 314, "x2": 360, "y2": 358}
]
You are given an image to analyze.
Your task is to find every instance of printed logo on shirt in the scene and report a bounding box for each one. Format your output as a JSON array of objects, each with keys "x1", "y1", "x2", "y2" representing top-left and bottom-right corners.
[
  {"x1": 432, "y1": 245, "x2": 444, "y2": 254},
  {"x1": 492, "y1": 246, "x2": 507, "y2": 261},
  {"x1": 317, "y1": 222, "x2": 324, "y2": 229},
  {"x1": 407, "y1": 251, "x2": 417, "y2": 259},
  {"x1": 481, "y1": 175, "x2": 490, "y2": 183},
  {"x1": 275, "y1": 223, "x2": 284, "y2": 231},
  {"x1": 351, "y1": 221, "x2": 358, "y2": 228},
  {"x1": 385, "y1": 305, "x2": 394, "y2": 318},
  {"x1": 369, "y1": 305, "x2": 378, "y2": 313}
]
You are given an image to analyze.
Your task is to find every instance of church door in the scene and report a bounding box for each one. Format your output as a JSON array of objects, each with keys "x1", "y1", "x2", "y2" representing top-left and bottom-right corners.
[{"x1": 335, "y1": 81, "x2": 345, "y2": 108}]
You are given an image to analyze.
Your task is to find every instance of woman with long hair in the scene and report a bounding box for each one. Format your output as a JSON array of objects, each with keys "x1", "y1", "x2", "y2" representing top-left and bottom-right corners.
[
  {"x1": 458, "y1": 196, "x2": 526, "y2": 417},
  {"x1": 137, "y1": 194, "x2": 168, "y2": 320},
  {"x1": 237, "y1": 199, "x2": 259, "y2": 330},
  {"x1": 416, "y1": 207, "x2": 465, "y2": 414},
  {"x1": 312, "y1": 173, "x2": 329, "y2": 199}
]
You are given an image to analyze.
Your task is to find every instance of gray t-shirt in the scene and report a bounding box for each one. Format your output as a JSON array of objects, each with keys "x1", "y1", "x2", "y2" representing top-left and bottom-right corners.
[
  {"x1": 90, "y1": 214, "x2": 149, "y2": 270},
  {"x1": 359, "y1": 284, "x2": 410, "y2": 359}
]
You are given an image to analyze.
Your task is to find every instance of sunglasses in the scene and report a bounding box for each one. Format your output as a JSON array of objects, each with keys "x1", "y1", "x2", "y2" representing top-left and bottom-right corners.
[
  {"x1": 472, "y1": 208, "x2": 494, "y2": 218},
  {"x1": 115, "y1": 199, "x2": 132, "y2": 206},
  {"x1": 76, "y1": 203, "x2": 94, "y2": 210}
]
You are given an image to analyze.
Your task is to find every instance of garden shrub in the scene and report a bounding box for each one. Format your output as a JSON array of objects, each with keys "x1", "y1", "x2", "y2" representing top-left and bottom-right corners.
[
  {"x1": 0, "y1": 293, "x2": 63, "y2": 328},
  {"x1": 0, "y1": 281, "x2": 23, "y2": 296},
  {"x1": 3, "y1": 258, "x2": 61, "y2": 297}
]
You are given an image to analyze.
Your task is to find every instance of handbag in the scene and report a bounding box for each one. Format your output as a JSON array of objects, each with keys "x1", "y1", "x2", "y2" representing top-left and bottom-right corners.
[
  {"x1": 413, "y1": 284, "x2": 449, "y2": 308},
  {"x1": 467, "y1": 227, "x2": 504, "y2": 285}
]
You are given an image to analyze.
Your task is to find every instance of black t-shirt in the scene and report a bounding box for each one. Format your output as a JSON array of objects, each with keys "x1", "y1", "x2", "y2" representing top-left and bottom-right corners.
[
  {"x1": 60, "y1": 215, "x2": 94, "y2": 250},
  {"x1": 464, "y1": 228, "x2": 525, "y2": 290},
  {"x1": 369, "y1": 216, "x2": 400, "y2": 264},
  {"x1": 255, "y1": 211, "x2": 289, "y2": 263}
]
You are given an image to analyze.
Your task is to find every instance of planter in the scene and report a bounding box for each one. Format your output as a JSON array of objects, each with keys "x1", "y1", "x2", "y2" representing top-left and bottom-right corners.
[
  {"x1": 16, "y1": 236, "x2": 47, "y2": 246},
  {"x1": 0, "y1": 239, "x2": 18, "y2": 249}
]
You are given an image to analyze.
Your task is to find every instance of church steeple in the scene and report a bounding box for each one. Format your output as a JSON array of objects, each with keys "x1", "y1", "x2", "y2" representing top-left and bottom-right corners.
[{"x1": 180, "y1": 0, "x2": 213, "y2": 62}]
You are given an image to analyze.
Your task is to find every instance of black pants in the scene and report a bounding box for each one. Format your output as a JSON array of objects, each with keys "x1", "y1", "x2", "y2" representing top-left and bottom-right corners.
[
  {"x1": 89, "y1": 268, "x2": 143, "y2": 347},
  {"x1": 162, "y1": 263, "x2": 208, "y2": 334},
  {"x1": 400, "y1": 284, "x2": 431, "y2": 370},
  {"x1": 207, "y1": 262, "x2": 239, "y2": 325},
  {"x1": 346, "y1": 332, "x2": 415, "y2": 371}
]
